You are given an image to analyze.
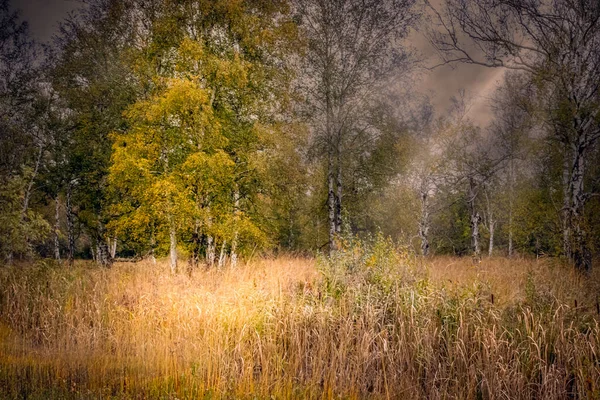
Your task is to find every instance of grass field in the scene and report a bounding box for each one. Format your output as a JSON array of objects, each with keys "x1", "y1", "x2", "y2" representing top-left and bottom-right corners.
[{"x1": 1, "y1": 242, "x2": 599, "y2": 399}]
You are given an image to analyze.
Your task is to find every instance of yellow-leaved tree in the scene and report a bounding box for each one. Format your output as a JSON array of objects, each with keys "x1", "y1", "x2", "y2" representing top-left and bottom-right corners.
[{"x1": 109, "y1": 0, "x2": 295, "y2": 272}]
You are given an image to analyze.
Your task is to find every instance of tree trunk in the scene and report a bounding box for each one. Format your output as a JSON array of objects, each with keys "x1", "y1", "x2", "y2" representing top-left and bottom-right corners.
[
  {"x1": 484, "y1": 188, "x2": 494, "y2": 257},
  {"x1": 324, "y1": 55, "x2": 337, "y2": 255},
  {"x1": 13, "y1": 144, "x2": 44, "y2": 262},
  {"x1": 96, "y1": 221, "x2": 112, "y2": 268},
  {"x1": 207, "y1": 235, "x2": 215, "y2": 267},
  {"x1": 21, "y1": 144, "x2": 43, "y2": 220},
  {"x1": 189, "y1": 220, "x2": 200, "y2": 271},
  {"x1": 508, "y1": 225, "x2": 513, "y2": 257},
  {"x1": 54, "y1": 196, "x2": 61, "y2": 262},
  {"x1": 206, "y1": 205, "x2": 215, "y2": 267},
  {"x1": 149, "y1": 227, "x2": 157, "y2": 264},
  {"x1": 560, "y1": 137, "x2": 592, "y2": 273},
  {"x1": 169, "y1": 221, "x2": 177, "y2": 274},
  {"x1": 327, "y1": 150, "x2": 337, "y2": 254},
  {"x1": 66, "y1": 183, "x2": 75, "y2": 266},
  {"x1": 218, "y1": 239, "x2": 227, "y2": 268},
  {"x1": 508, "y1": 159, "x2": 514, "y2": 257},
  {"x1": 468, "y1": 177, "x2": 481, "y2": 261},
  {"x1": 231, "y1": 189, "x2": 240, "y2": 268},
  {"x1": 488, "y1": 218, "x2": 495, "y2": 257},
  {"x1": 562, "y1": 144, "x2": 572, "y2": 260},
  {"x1": 96, "y1": 240, "x2": 111, "y2": 268},
  {"x1": 471, "y1": 212, "x2": 481, "y2": 260},
  {"x1": 418, "y1": 191, "x2": 430, "y2": 256},
  {"x1": 109, "y1": 237, "x2": 117, "y2": 259},
  {"x1": 230, "y1": 233, "x2": 238, "y2": 268},
  {"x1": 569, "y1": 141, "x2": 591, "y2": 272},
  {"x1": 335, "y1": 144, "x2": 343, "y2": 236}
]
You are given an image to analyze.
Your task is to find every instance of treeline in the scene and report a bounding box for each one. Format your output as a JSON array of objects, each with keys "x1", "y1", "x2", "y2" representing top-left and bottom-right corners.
[{"x1": 1, "y1": 0, "x2": 599, "y2": 271}]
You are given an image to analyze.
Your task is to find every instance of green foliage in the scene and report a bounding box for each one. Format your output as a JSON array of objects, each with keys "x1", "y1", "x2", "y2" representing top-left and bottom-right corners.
[
  {"x1": 0, "y1": 174, "x2": 50, "y2": 261},
  {"x1": 107, "y1": 0, "x2": 297, "y2": 260},
  {"x1": 431, "y1": 194, "x2": 472, "y2": 255},
  {"x1": 513, "y1": 185, "x2": 562, "y2": 256},
  {"x1": 318, "y1": 231, "x2": 422, "y2": 299},
  {"x1": 2, "y1": 0, "x2": 599, "y2": 263}
]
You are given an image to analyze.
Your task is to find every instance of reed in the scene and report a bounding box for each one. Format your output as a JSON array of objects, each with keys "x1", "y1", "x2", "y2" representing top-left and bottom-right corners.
[{"x1": 0, "y1": 244, "x2": 598, "y2": 399}]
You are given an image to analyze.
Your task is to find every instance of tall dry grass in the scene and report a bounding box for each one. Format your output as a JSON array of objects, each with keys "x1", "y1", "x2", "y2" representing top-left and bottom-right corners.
[{"x1": 0, "y1": 241, "x2": 599, "y2": 399}]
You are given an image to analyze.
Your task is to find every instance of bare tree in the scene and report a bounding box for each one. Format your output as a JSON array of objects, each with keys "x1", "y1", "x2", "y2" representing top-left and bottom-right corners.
[
  {"x1": 296, "y1": 0, "x2": 418, "y2": 253},
  {"x1": 489, "y1": 72, "x2": 536, "y2": 257},
  {"x1": 428, "y1": 0, "x2": 600, "y2": 272},
  {"x1": 438, "y1": 94, "x2": 504, "y2": 261}
]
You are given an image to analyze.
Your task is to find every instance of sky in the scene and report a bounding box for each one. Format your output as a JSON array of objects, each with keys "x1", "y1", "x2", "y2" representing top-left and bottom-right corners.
[
  {"x1": 10, "y1": 0, "x2": 503, "y2": 126},
  {"x1": 11, "y1": 0, "x2": 79, "y2": 41}
]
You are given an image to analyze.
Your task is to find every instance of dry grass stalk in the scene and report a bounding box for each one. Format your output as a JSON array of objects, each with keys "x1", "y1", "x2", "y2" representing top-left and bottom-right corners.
[{"x1": 0, "y1": 250, "x2": 598, "y2": 399}]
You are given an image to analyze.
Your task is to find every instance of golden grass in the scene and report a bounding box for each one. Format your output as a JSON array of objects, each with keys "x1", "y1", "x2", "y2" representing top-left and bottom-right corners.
[{"x1": 0, "y1": 252, "x2": 599, "y2": 399}]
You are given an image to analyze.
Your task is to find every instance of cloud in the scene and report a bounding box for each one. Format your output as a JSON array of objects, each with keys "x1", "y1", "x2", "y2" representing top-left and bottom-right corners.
[{"x1": 409, "y1": 27, "x2": 505, "y2": 126}]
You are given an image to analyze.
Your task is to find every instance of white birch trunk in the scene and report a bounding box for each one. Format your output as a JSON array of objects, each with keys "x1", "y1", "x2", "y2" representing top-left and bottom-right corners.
[
  {"x1": 484, "y1": 188, "x2": 494, "y2": 257},
  {"x1": 468, "y1": 177, "x2": 481, "y2": 262},
  {"x1": 207, "y1": 235, "x2": 215, "y2": 267},
  {"x1": 218, "y1": 239, "x2": 227, "y2": 268},
  {"x1": 488, "y1": 218, "x2": 495, "y2": 257},
  {"x1": 96, "y1": 224, "x2": 111, "y2": 268},
  {"x1": 230, "y1": 189, "x2": 240, "y2": 268},
  {"x1": 471, "y1": 212, "x2": 481, "y2": 261},
  {"x1": 91, "y1": 216, "x2": 112, "y2": 268},
  {"x1": 206, "y1": 205, "x2": 215, "y2": 267},
  {"x1": 109, "y1": 238, "x2": 117, "y2": 259},
  {"x1": 230, "y1": 233, "x2": 238, "y2": 268}
]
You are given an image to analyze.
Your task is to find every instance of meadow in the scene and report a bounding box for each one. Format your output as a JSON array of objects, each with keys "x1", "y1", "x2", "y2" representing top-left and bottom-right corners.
[{"x1": 1, "y1": 239, "x2": 599, "y2": 399}]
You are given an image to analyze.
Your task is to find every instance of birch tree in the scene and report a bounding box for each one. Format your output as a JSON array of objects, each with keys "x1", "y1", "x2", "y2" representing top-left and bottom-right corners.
[
  {"x1": 435, "y1": 94, "x2": 504, "y2": 260},
  {"x1": 109, "y1": 0, "x2": 293, "y2": 269},
  {"x1": 489, "y1": 72, "x2": 536, "y2": 256},
  {"x1": 296, "y1": 0, "x2": 418, "y2": 253},
  {"x1": 428, "y1": 0, "x2": 600, "y2": 272},
  {"x1": 49, "y1": 0, "x2": 141, "y2": 267}
]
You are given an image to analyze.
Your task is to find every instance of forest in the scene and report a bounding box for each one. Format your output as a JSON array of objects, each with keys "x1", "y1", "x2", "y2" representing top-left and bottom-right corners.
[{"x1": 1, "y1": 0, "x2": 600, "y2": 398}]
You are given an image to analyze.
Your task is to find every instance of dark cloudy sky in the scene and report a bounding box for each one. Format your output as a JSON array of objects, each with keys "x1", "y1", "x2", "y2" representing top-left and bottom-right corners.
[
  {"x1": 11, "y1": 0, "x2": 79, "y2": 41},
  {"x1": 411, "y1": 28, "x2": 505, "y2": 126},
  {"x1": 10, "y1": 0, "x2": 502, "y2": 126}
]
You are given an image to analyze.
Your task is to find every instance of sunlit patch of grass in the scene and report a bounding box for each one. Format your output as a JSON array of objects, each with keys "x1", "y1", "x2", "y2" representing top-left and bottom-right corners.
[{"x1": 0, "y1": 249, "x2": 599, "y2": 399}]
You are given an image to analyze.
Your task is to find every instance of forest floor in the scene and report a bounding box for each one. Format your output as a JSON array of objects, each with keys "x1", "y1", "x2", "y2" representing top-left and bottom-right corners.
[{"x1": 0, "y1": 253, "x2": 599, "y2": 399}]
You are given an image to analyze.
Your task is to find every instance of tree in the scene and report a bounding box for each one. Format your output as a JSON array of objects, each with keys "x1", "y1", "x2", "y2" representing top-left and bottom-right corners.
[
  {"x1": 49, "y1": 0, "x2": 142, "y2": 266},
  {"x1": 488, "y1": 72, "x2": 536, "y2": 256},
  {"x1": 428, "y1": 0, "x2": 600, "y2": 271},
  {"x1": 109, "y1": 0, "x2": 295, "y2": 271},
  {"x1": 430, "y1": 93, "x2": 507, "y2": 260},
  {"x1": 296, "y1": 0, "x2": 418, "y2": 253},
  {"x1": 0, "y1": 0, "x2": 53, "y2": 262}
]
